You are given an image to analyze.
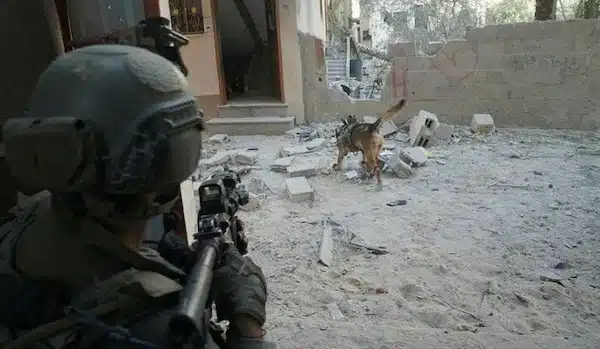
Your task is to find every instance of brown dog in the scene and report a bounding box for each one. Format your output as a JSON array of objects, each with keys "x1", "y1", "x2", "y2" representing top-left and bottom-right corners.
[{"x1": 333, "y1": 99, "x2": 406, "y2": 186}]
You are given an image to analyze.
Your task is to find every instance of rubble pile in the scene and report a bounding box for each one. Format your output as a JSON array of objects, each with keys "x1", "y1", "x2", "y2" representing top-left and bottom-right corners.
[{"x1": 195, "y1": 112, "x2": 497, "y2": 207}]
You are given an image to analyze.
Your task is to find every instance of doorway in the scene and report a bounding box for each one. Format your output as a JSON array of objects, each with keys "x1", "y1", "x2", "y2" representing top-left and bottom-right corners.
[{"x1": 214, "y1": 0, "x2": 283, "y2": 103}]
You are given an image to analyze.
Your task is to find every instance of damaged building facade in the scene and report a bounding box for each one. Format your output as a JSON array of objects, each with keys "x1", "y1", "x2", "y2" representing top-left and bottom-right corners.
[{"x1": 54, "y1": 0, "x2": 329, "y2": 135}]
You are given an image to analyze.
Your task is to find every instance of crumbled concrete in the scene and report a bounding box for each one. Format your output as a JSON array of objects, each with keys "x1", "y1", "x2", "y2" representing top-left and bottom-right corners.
[
  {"x1": 271, "y1": 156, "x2": 295, "y2": 172},
  {"x1": 280, "y1": 145, "x2": 310, "y2": 157},
  {"x1": 398, "y1": 147, "x2": 428, "y2": 167},
  {"x1": 410, "y1": 110, "x2": 440, "y2": 147},
  {"x1": 199, "y1": 151, "x2": 232, "y2": 167},
  {"x1": 287, "y1": 164, "x2": 318, "y2": 178},
  {"x1": 386, "y1": 152, "x2": 413, "y2": 178},
  {"x1": 305, "y1": 138, "x2": 325, "y2": 150},
  {"x1": 235, "y1": 151, "x2": 258, "y2": 165},
  {"x1": 471, "y1": 114, "x2": 495, "y2": 134},
  {"x1": 209, "y1": 133, "x2": 230, "y2": 143},
  {"x1": 344, "y1": 170, "x2": 359, "y2": 180},
  {"x1": 285, "y1": 177, "x2": 314, "y2": 202}
]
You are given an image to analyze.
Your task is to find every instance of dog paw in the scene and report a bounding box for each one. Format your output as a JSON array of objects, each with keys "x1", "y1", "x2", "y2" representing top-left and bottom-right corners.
[{"x1": 332, "y1": 164, "x2": 341, "y2": 171}]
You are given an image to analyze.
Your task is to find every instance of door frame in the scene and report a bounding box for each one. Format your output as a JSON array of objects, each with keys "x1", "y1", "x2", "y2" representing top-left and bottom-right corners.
[{"x1": 211, "y1": 0, "x2": 285, "y2": 104}]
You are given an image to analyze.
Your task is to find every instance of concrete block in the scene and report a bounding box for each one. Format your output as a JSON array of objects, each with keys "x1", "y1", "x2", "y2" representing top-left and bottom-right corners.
[
  {"x1": 305, "y1": 138, "x2": 325, "y2": 150},
  {"x1": 471, "y1": 114, "x2": 495, "y2": 134},
  {"x1": 280, "y1": 145, "x2": 309, "y2": 157},
  {"x1": 386, "y1": 153, "x2": 413, "y2": 179},
  {"x1": 271, "y1": 156, "x2": 295, "y2": 172},
  {"x1": 398, "y1": 147, "x2": 428, "y2": 167},
  {"x1": 409, "y1": 110, "x2": 439, "y2": 148},
  {"x1": 285, "y1": 177, "x2": 314, "y2": 202},
  {"x1": 235, "y1": 151, "x2": 258, "y2": 165},
  {"x1": 381, "y1": 120, "x2": 398, "y2": 137},
  {"x1": 287, "y1": 164, "x2": 318, "y2": 178},
  {"x1": 208, "y1": 134, "x2": 229, "y2": 143}
]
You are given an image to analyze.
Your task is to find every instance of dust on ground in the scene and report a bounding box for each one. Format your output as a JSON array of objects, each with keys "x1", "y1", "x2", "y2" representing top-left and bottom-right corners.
[{"x1": 201, "y1": 125, "x2": 600, "y2": 348}]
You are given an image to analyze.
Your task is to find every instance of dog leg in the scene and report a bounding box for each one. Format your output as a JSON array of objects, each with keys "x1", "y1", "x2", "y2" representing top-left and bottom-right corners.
[
  {"x1": 333, "y1": 146, "x2": 349, "y2": 171},
  {"x1": 364, "y1": 148, "x2": 382, "y2": 187}
]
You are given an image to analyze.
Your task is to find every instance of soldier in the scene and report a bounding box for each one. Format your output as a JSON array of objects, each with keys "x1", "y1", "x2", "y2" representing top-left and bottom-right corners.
[{"x1": 0, "y1": 44, "x2": 275, "y2": 348}]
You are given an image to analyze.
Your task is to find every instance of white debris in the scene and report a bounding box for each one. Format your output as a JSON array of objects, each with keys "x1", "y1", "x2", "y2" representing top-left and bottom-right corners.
[
  {"x1": 235, "y1": 151, "x2": 258, "y2": 165},
  {"x1": 280, "y1": 146, "x2": 310, "y2": 157},
  {"x1": 305, "y1": 138, "x2": 326, "y2": 150},
  {"x1": 287, "y1": 164, "x2": 318, "y2": 178},
  {"x1": 398, "y1": 147, "x2": 428, "y2": 167},
  {"x1": 271, "y1": 156, "x2": 295, "y2": 172}
]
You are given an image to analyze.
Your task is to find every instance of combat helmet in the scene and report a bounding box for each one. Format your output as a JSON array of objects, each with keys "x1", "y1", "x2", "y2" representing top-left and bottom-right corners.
[{"x1": 2, "y1": 44, "x2": 204, "y2": 217}]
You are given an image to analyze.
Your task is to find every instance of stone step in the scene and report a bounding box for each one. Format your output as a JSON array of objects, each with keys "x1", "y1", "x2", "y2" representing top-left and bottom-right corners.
[
  {"x1": 205, "y1": 116, "x2": 295, "y2": 136},
  {"x1": 217, "y1": 102, "x2": 288, "y2": 118}
]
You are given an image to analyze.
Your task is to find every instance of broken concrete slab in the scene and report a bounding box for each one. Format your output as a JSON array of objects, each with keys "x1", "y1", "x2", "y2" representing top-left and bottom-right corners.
[
  {"x1": 208, "y1": 133, "x2": 229, "y2": 143},
  {"x1": 319, "y1": 223, "x2": 333, "y2": 266},
  {"x1": 471, "y1": 114, "x2": 495, "y2": 134},
  {"x1": 285, "y1": 177, "x2": 314, "y2": 202},
  {"x1": 305, "y1": 138, "x2": 325, "y2": 150},
  {"x1": 280, "y1": 145, "x2": 310, "y2": 157},
  {"x1": 387, "y1": 152, "x2": 413, "y2": 178},
  {"x1": 235, "y1": 151, "x2": 258, "y2": 165},
  {"x1": 398, "y1": 147, "x2": 428, "y2": 167},
  {"x1": 409, "y1": 110, "x2": 440, "y2": 147},
  {"x1": 271, "y1": 156, "x2": 295, "y2": 172},
  {"x1": 199, "y1": 151, "x2": 233, "y2": 167},
  {"x1": 287, "y1": 164, "x2": 318, "y2": 178}
]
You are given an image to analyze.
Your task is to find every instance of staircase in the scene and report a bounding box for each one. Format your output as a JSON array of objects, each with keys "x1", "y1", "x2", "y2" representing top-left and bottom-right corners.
[
  {"x1": 326, "y1": 57, "x2": 347, "y2": 82},
  {"x1": 205, "y1": 102, "x2": 295, "y2": 136}
]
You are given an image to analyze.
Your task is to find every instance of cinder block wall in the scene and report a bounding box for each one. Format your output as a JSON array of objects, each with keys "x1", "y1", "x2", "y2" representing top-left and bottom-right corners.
[{"x1": 382, "y1": 19, "x2": 600, "y2": 130}]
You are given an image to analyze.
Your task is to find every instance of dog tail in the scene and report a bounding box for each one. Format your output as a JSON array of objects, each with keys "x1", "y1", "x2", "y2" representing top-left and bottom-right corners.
[{"x1": 369, "y1": 98, "x2": 406, "y2": 133}]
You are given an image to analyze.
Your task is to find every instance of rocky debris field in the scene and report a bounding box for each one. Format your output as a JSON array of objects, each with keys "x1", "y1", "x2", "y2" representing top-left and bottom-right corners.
[{"x1": 196, "y1": 114, "x2": 600, "y2": 348}]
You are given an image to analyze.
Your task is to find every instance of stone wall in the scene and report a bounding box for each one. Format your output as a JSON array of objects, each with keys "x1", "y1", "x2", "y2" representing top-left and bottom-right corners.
[{"x1": 382, "y1": 19, "x2": 600, "y2": 130}]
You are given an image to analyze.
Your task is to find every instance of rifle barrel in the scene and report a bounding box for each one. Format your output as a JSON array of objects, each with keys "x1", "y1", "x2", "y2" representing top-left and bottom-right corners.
[{"x1": 168, "y1": 242, "x2": 218, "y2": 347}]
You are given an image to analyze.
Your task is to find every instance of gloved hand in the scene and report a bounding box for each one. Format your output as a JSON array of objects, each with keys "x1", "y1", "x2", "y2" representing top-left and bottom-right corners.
[{"x1": 212, "y1": 246, "x2": 267, "y2": 327}]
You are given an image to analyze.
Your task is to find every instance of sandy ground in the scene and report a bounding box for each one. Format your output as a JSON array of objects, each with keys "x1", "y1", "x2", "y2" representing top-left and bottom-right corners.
[{"x1": 200, "y1": 125, "x2": 600, "y2": 348}]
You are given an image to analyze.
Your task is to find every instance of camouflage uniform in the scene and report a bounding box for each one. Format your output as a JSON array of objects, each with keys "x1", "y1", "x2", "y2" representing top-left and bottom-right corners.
[{"x1": 0, "y1": 45, "x2": 274, "y2": 349}]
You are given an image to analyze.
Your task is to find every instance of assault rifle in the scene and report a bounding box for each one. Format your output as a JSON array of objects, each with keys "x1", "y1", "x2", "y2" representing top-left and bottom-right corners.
[
  {"x1": 168, "y1": 167, "x2": 250, "y2": 348},
  {"x1": 66, "y1": 17, "x2": 189, "y2": 76}
]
